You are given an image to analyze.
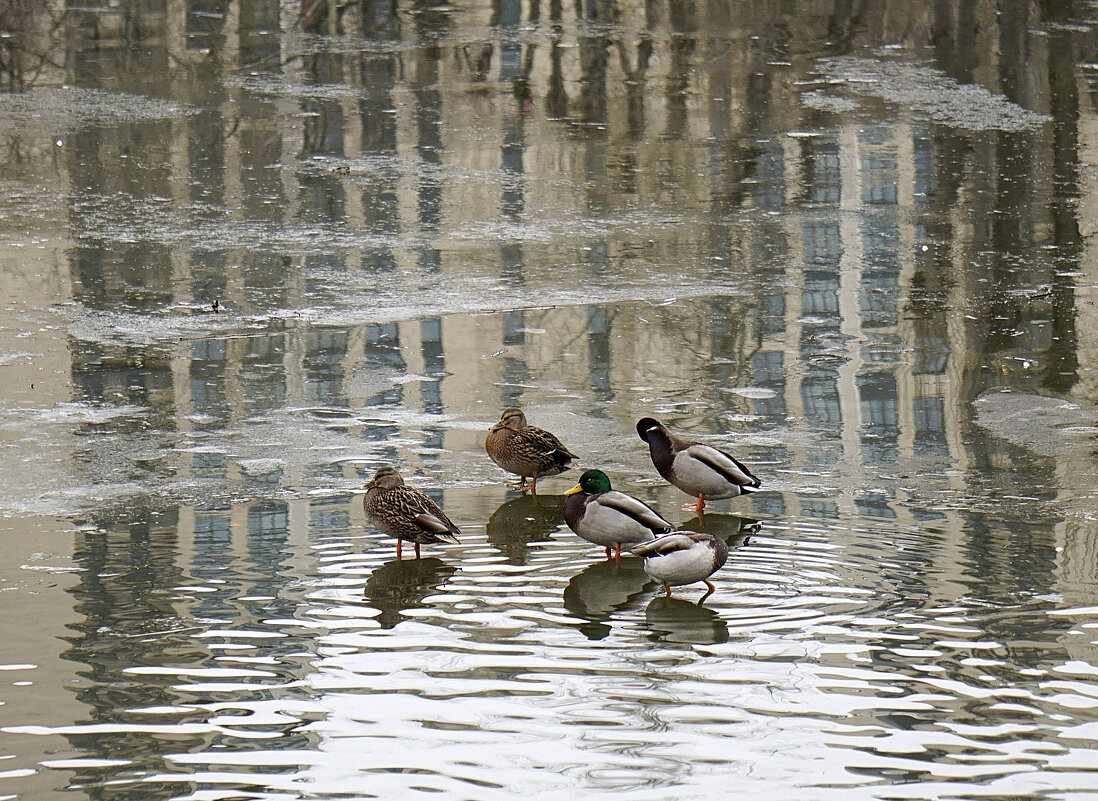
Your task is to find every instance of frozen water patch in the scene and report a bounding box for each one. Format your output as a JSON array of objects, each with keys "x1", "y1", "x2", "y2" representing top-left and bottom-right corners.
[
  {"x1": 237, "y1": 459, "x2": 286, "y2": 477},
  {"x1": 0, "y1": 401, "x2": 146, "y2": 429},
  {"x1": 224, "y1": 73, "x2": 366, "y2": 100},
  {"x1": 70, "y1": 192, "x2": 410, "y2": 254},
  {"x1": 64, "y1": 306, "x2": 254, "y2": 346},
  {"x1": 284, "y1": 32, "x2": 418, "y2": 56},
  {"x1": 0, "y1": 351, "x2": 34, "y2": 366},
  {"x1": 973, "y1": 390, "x2": 1097, "y2": 457},
  {"x1": 312, "y1": 153, "x2": 518, "y2": 188},
  {"x1": 724, "y1": 387, "x2": 779, "y2": 400},
  {"x1": 0, "y1": 87, "x2": 194, "y2": 132},
  {"x1": 800, "y1": 90, "x2": 860, "y2": 113},
  {"x1": 818, "y1": 57, "x2": 1050, "y2": 132}
]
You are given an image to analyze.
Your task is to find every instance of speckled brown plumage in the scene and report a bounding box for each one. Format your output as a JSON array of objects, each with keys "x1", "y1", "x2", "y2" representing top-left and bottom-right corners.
[
  {"x1": 485, "y1": 407, "x2": 577, "y2": 492},
  {"x1": 363, "y1": 465, "x2": 460, "y2": 559}
]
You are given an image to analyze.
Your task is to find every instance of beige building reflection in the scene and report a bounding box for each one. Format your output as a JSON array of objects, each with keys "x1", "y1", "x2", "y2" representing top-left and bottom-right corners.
[{"x1": 4, "y1": 5, "x2": 1098, "y2": 785}]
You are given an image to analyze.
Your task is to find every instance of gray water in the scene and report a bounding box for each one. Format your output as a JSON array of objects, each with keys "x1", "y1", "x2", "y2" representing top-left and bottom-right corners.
[{"x1": 3, "y1": 1, "x2": 1098, "y2": 799}]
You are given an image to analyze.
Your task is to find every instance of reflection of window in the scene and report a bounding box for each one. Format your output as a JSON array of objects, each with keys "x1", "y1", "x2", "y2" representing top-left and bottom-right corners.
[
  {"x1": 858, "y1": 372, "x2": 899, "y2": 464},
  {"x1": 754, "y1": 494, "x2": 786, "y2": 517},
  {"x1": 191, "y1": 339, "x2": 227, "y2": 362},
  {"x1": 420, "y1": 318, "x2": 444, "y2": 413},
  {"x1": 803, "y1": 223, "x2": 841, "y2": 266},
  {"x1": 807, "y1": 141, "x2": 840, "y2": 205},
  {"x1": 753, "y1": 350, "x2": 783, "y2": 384},
  {"x1": 913, "y1": 127, "x2": 935, "y2": 199},
  {"x1": 365, "y1": 322, "x2": 405, "y2": 370},
  {"x1": 755, "y1": 147, "x2": 786, "y2": 209},
  {"x1": 761, "y1": 292, "x2": 786, "y2": 336},
  {"x1": 859, "y1": 132, "x2": 898, "y2": 204},
  {"x1": 193, "y1": 451, "x2": 226, "y2": 478},
  {"x1": 862, "y1": 180, "x2": 898, "y2": 205},
  {"x1": 502, "y1": 311, "x2": 524, "y2": 346},
  {"x1": 855, "y1": 497, "x2": 896, "y2": 519},
  {"x1": 190, "y1": 376, "x2": 223, "y2": 407},
  {"x1": 860, "y1": 277, "x2": 899, "y2": 327},
  {"x1": 914, "y1": 395, "x2": 949, "y2": 457},
  {"x1": 801, "y1": 499, "x2": 839, "y2": 519},
  {"x1": 913, "y1": 395, "x2": 944, "y2": 433},
  {"x1": 864, "y1": 333, "x2": 901, "y2": 363},
  {"x1": 802, "y1": 376, "x2": 841, "y2": 425},
  {"x1": 913, "y1": 336, "x2": 949, "y2": 375},
  {"x1": 305, "y1": 328, "x2": 349, "y2": 404},
  {"x1": 248, "y1": 502, "x2": 289, "y2": 538},
  {"x1": 803, "y1": 286, "x2": 839, "y2": 315},
  {"x1": 858, "y1": 373, "x2": 897, "y2": 426},
  {"x1": 194, "y1": 508, "x2": 231, "y2": 545}
]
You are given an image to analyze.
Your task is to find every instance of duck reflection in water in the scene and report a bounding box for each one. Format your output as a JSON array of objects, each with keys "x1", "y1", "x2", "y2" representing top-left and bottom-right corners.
[
  {"x1": 485, "y1": 493, "x2": 565, "y2": 565},
  {"x1": 563, "y1": 557, "x2": 654, "y2": 640},
  {"x1": 644, "y1": 596, "x2": 729, "y2": 645},
  {"x1": 677, "y1": 513, "x2": 761, "y2": 548},
  {"x1": 363, "y1": 557, "x2": 457, "y2": 629}
]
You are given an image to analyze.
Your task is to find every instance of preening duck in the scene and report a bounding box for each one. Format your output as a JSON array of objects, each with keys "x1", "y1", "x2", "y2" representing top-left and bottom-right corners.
[
  {"x1": 363, "y1": 465, "x2": 460, "y2": 559},
  {"x1": 636, "y1": 417, "x2": 760, "y2": 513},
  {"x1": 486, "y1": 407, "x2": 578, "y2": 492},
  {"x1": 631, "y1": 532, "x2": 729, "y2": 602},
  {"x1": 563, "y1": 469, "x2": 673, "y2": 560}
]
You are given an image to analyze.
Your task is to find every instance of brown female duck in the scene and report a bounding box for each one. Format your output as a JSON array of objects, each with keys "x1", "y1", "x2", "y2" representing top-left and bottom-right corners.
[
  {"x1": 363, "y1": 465, "x2": 460, "y2": 559},
  {"x1": 485, "y1": 407, "x2": 577, "y2": 492}
]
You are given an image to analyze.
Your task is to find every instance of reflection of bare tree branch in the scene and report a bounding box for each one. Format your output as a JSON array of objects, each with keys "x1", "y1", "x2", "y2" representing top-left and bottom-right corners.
[{"x1": 0, "y1": 0, "x2": 68, "y2": 91}]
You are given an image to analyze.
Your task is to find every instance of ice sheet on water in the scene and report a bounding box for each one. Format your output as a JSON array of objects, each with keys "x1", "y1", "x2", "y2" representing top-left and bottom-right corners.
[
  {"x1": 0, "y1": 86, "x2": 195, "y2": 132},
  {"x1": 817, "y1": 57, "x2": 1050, "y2": 132},
  {"x1": 973, "y1": 390, "x2": 1097, "y2": 457}
]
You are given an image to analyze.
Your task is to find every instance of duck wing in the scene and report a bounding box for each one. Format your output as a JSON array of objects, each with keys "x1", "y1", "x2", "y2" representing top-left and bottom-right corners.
[
  {"x1": 393, "y1": 488, "x2": 461, "y2": 542},
  {"x1": 684, "y1": 444, "x2": 760, "y2": 488},
  {"x1": 594, "y1": 491, "x2": 672, "y2": 534},
  {"x1": 631, "y1": 532, "x2": 698, "y2": 558},
  {"x1": 517, "y1": 427, "x2": 577, "y2": 464}
]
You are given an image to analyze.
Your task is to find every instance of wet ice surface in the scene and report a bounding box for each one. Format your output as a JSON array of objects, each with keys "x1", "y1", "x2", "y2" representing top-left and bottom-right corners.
[
  {"x1": 4, "y1": 9, "x2": 1098, "y2": 801},
  {"x1": 815, "y1": 57, "x2": 1053, "y2": 131},
  {"x1": 0, "y1": 86, "x2": 194, "y2": 131}
]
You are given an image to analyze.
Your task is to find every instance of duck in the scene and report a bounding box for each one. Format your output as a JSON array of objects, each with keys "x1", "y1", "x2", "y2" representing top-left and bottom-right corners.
[
  {"x1": 563, "y1": 469, "x2": 672, "y2": 560},
  {"x1": 362, "y1": 465, "x2": 460, "y2": 559},
  {"x1": 631, "y1": 532, "x2": 729, "y2": 602},
  {"x1": 636, "y1": 417, "x2": 760, "y2": 513},
  {"x1": 485, "y1": 407, "x2": 578, "y2": 492}
]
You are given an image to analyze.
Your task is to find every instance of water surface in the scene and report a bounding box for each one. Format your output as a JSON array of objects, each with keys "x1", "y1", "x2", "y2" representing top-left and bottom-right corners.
[{"x1": 3, "y1": 2, "x2": 1098, "y2": 799}]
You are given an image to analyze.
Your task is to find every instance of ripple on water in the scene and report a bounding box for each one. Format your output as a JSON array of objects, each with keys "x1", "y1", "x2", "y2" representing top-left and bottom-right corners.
[{"x1": 4, "y1": 491, "x2": 1097, "y2": 799}]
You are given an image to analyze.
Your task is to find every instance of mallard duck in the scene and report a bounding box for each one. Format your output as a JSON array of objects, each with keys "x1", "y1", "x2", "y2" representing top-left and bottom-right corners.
[
  {"x1": 362, "y1": 465, "x2": 460, "y2": 559},
  {"x1": 485, "y1": 407, "x2": 578, "y2": 492},
  {"x1": 563, "y1": 469, "x2": 672, "y2": 559},
  {"x1": 636, "y1": 417, "x2": 760, "y2": 513},
  {"x1": 631, "y1": 532, "x2": 729, "y2": 601}
]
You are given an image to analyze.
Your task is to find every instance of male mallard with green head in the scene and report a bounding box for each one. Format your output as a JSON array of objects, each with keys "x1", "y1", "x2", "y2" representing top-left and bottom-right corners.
[
  {"x1": 636, "y1": 417, "x2": 760, "y2": 513},
  {"x1": 485, "y1": 407, "x2": 577, "y2": 492},
  {"x1": 631, "y1": 532, "x2": 729, "y2": 602},
  {"x1": 363, "y1": 465, "x2": 460, "y2": 559},
  {"x1": 563, "y1": 469, "x2": 672, "y2": 560}
]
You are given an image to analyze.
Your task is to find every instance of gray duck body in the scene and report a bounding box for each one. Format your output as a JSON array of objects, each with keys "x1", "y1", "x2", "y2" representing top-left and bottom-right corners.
[
  {"x1": 636, "y1": 417, "x2": 760, "y2": 508},
  {"x1": 563, "y1": 469, "x2": 672, "y2": 558},
  {"x1": 631, "y1": 532, "x2": 730, "y2": 599}
]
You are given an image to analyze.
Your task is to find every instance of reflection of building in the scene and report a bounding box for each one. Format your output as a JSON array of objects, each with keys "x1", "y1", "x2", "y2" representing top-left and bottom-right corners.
[
  {"x1": 6, "y1": 8, "x2": 1098, "y2": 773},
  {"x1": 38, "y1": 0, "x2": 1090, "y2": 558}
]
